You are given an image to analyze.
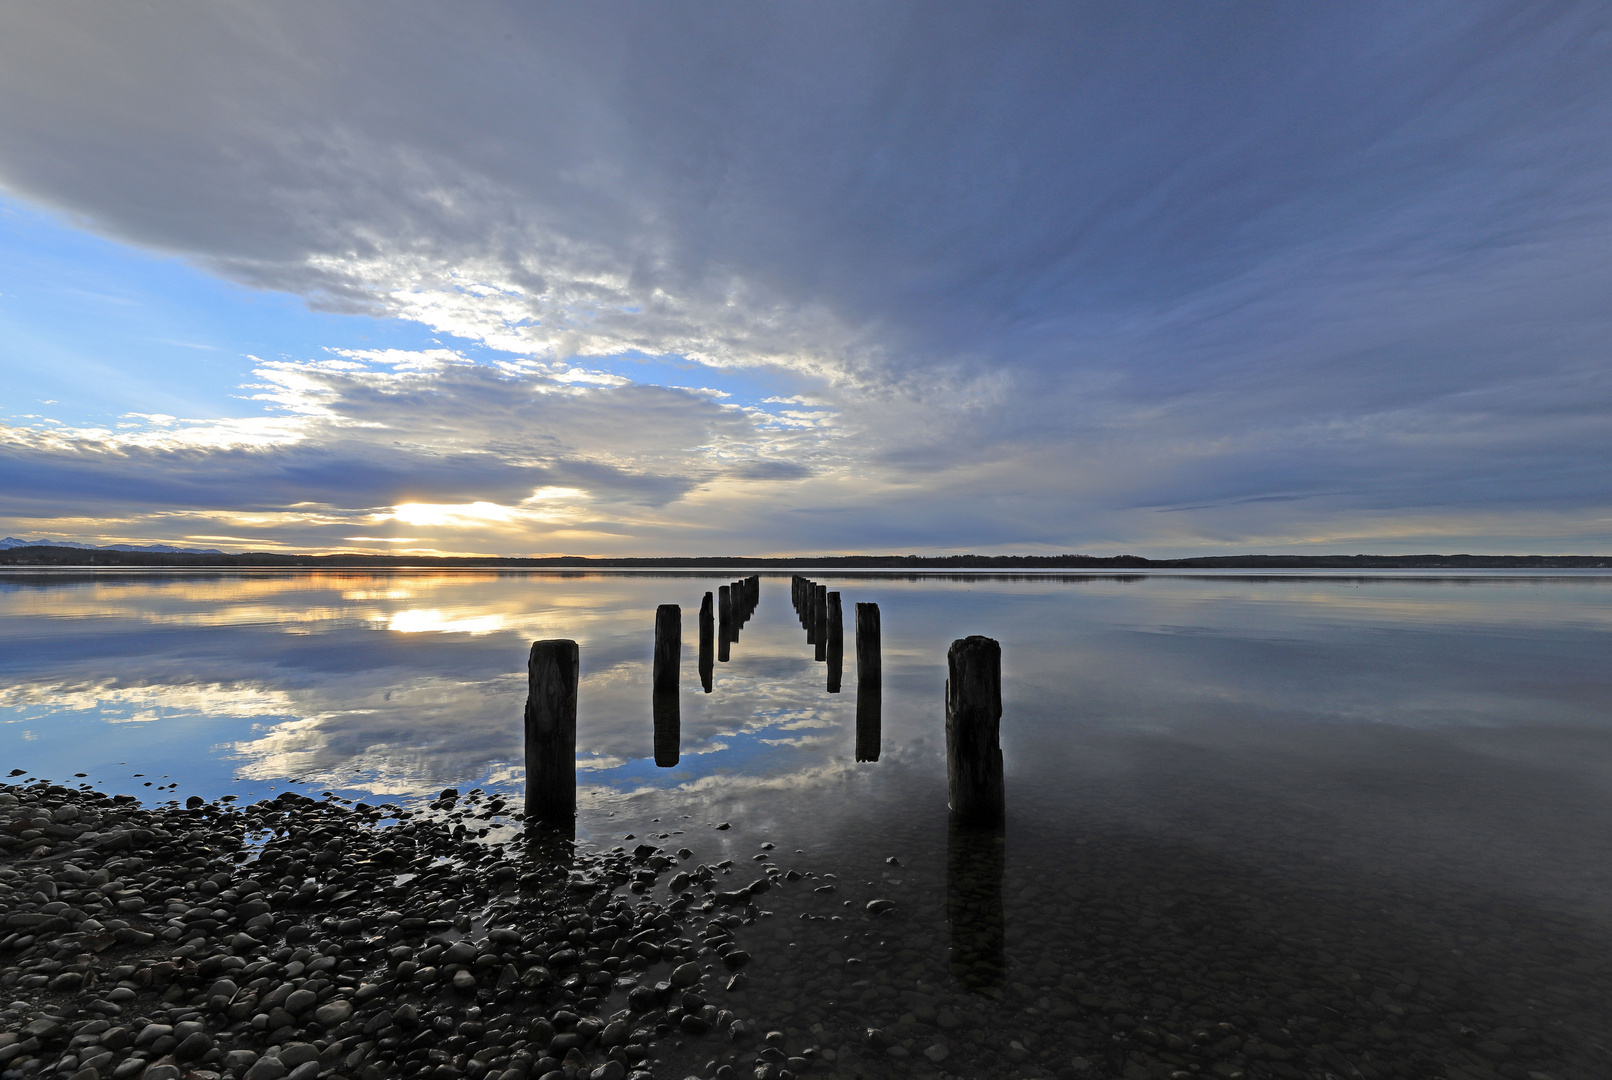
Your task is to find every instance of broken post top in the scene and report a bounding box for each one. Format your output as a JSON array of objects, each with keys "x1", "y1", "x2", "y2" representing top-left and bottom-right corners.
[
  {"x1": 946, "y1": 635, "x2": 1002, "y2": 720},
  {"x1": 526, "y1": 639, "x2": 580, "y2": 686}
]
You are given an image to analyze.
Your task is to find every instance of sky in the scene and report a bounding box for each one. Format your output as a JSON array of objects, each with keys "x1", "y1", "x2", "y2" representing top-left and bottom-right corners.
[{"x1": 1, "y1": 2, "x2": 1611, "y2": 557}]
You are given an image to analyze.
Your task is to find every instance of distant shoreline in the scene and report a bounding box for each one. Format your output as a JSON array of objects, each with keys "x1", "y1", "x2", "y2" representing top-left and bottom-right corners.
[{"x1": 0, "y1": 545, "x2": 1607, "y2": 570}]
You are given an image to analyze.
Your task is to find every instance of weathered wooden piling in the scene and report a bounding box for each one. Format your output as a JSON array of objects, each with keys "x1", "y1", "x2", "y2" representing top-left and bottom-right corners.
[
  {"x1": 813, "y1": 584, "x2": 828, "y2": 661},
  {"x1": 698, "y1": 591, "x2": 714, "y2": 693},
  {"x1": 826, "y1": 591, "x2": 843, "y2": 693},
  {"x1": 653, "y1": 604, "x2": 681, "y2": 695},
  {"x1": 855, "y1": 601, "x2": 881, "y2": 685},
  {"x1": 716, "y1": 586, "x2": 732, "y2": 663},
  {"x1": 855, "y1": 602, "x2": 881, "y2": 761},
  {"x1": 524, "y1": 638, "x2": 579, "y2": 822},
  {"x1": 653, "y1": 691, "x2": 680, "y2": 767},
  {"x1": 737, "y1": 575, "x2": 756, "y2": 627},
  {"x1": 945, "y1": 635, "x2": 1004, "y2": 827}
]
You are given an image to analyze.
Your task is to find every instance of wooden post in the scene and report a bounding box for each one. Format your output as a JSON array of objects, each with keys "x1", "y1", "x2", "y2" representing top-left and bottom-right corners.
[
  {"x1": 855, "y1": 602, "x2": 881, "y2": 685},
  {"x1": 524, "y1": 639, "x2": 579, "y2": 823},
  {"x1": 825, "y1": 591, "x2": 843, "y2": 692},
  {"x1": 946, "y1": 636, "x2": 1004, "y2": 827},
  {"x1": 804, "y1": 579, "x2": 816, "y2": 642},
  {"x1": 653, "y1": 604, "x2": 681, "y2": 695},
  {"x1": 716, "y1": 585, "x2": 731, "y2": 663},
  {"x1": 698, "y1": 591, "x2": 714, "y2": 693},
  {"x1": 855, "y1": 602, "x2": 881, "y2": 761},
  {"x1": 814, "y1": 584, "x2": 828, "y2": 661}
]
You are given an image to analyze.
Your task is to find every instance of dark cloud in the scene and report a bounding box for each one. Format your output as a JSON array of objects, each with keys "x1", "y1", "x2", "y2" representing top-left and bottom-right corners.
[{"x1": 2, "y1": 2, "x2": 1611, "y2": 551}]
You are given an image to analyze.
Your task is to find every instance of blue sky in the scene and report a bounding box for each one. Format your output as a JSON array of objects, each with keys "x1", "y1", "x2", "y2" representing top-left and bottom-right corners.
[{"x1": 1, "y1": 2, "x2": 1611, "y2": 556}]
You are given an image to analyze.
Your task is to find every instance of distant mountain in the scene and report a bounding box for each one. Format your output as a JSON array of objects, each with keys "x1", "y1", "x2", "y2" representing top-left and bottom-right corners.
[{"x1": 0, "y1": 537, "x2": 225, "y2": 555}]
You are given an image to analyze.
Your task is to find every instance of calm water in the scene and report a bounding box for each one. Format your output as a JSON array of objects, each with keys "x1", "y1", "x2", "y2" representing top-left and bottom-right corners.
[{"x1": 4, "y1": 570, "x2": 1612, "y2": 1079}]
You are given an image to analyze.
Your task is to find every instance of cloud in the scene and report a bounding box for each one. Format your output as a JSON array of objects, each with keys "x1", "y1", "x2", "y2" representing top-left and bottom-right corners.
[
  {"x1": 2, "y1": 3, "x2": 1612, "y2": 552},
  {"x1": 0, "y1": 348, "x2": 828, "y2": 552}
]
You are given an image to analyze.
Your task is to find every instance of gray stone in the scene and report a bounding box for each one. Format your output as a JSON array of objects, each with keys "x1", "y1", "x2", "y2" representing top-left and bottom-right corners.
[
  {"x1": 283, "y1": 988, "x2": 317, "y2": 1015},
  {"x1": 133, "y1": 1024, "x2": 172, "y2": 1047},
  {"x1": 277, "y1": 1042, "x2": 320, "y2": 1069},
  {"x1": 176, "y1": 1031, "x2": 214, "y2": 1059},
  {"x1": 246, "y1": 1053, "x2": 290, "y2": 1080}
]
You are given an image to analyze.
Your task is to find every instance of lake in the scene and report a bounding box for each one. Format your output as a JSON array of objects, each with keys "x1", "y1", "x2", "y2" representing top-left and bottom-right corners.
[{"x1": 3, "y1": 569, "x2": 1611, "y2": 1080}]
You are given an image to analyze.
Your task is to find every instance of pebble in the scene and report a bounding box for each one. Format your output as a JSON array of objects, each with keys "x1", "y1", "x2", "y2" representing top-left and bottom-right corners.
[
  {"x1": 0, "y1": 779, "x2": 806, "y2": 1080},
  {"x1": 5, "y1": 770, "x2": 1605, "y2": 1080}
]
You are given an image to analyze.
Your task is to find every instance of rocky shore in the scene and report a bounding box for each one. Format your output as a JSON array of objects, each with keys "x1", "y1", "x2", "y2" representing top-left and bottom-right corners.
[
  {"x1": 7, "y1": 775, "x2": 1612, "y2": 1080},
  {"x1": 0, "y1": 778, "x2": 831, "y2": 1080}
]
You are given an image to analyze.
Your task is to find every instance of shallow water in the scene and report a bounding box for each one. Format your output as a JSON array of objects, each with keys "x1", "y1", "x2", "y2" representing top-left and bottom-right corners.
[{"x1": 4, "y1": 569, "x2": 1612, "y2": 1079}]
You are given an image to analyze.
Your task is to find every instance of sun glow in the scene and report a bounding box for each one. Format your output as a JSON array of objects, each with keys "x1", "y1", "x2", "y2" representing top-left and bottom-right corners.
[
  {"x1": 383, "y1": 502, "x2": 518, "y2": 527},
  {"x1": 386, "y1": 609, "x2": 506, "y2": 635}
]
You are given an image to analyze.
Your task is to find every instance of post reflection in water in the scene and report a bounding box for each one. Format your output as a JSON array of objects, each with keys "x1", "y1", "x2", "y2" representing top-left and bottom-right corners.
[
  {"x1": 854, "y1": 676, "x2": 881, "y2": 762},
  {"x1": 521, "y1": 814, "x2": 578, "y2": 852},
  {"x1": 652, "y1": 691, "x2": 680, "y2": 767},
  {"x1": 946, "y1": 816, "x2": 1006, "y2": 993},
  {"x1": 517, "y1": 819, "x2": 578, "y2": 917},
  {"x1": 855, "y1": 600, "x2": 882, "y2": 762}
]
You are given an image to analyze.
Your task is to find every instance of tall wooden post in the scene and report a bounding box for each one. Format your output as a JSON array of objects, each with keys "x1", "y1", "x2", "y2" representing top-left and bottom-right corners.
[
  {"x1": 825, "y1": 591, "x2": 843, "y2": 692},
  {"x1": 717, "y1": 585, "x2": 731, "y2": 662},
  {"x1": 814, "y1": 584, "x2": 829, "y2": 661},
  {"x1": 698, "y1": 591, "x2": 714, "y2": 693},
  {"x1": 524, "y1": 639, "x2": 579, "y2": 823},
  {"x1": 855, "y1": 602, "x2": 881, "y2": 685},
  {"x1": 653, "y1": 604, "x2": 681, "y2": 695},
  {"x1": 946, "y1": 636, "x2": 1004, "y2": 827},
  {"x1": 855, "y1": 603, "x2": 881, "y2": 761}
]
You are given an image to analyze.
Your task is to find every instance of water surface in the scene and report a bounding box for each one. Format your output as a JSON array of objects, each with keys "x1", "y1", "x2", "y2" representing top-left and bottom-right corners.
[{"x1": 3, "y1": 570, "x2": 1611, "y2": 1079}]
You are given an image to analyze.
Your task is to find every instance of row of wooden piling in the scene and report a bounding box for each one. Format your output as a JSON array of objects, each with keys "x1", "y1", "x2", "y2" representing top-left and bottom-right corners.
[
  {"x1": 788, "y1": 578, "x2": 1001, "y2": 823},
  {"x1": 525, "y1": 576, "x2": 1003, "y2": 831},
  {"x1": 695, "y1": 574, "x2": 760, "y2": 690}
]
